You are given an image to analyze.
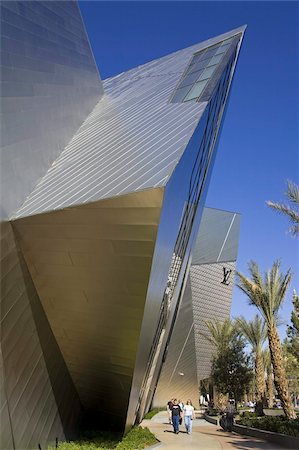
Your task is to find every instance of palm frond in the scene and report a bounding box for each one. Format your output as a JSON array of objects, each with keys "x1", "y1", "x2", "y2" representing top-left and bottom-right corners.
[
  {"x1": 236, "y1": 315, "x2": 267, "y2": 353},
  {"x1": 286, "y1": 180, "x2": 299, "y2": 204},
  {"x1": 266, "y1": 180, "x2": 299, "y2": 237},
  {"x1": 199, "y1": 318, "x2": 237, "y2": 353},
  {"x1": 236, "y1": 261, "x2": 292, "y2": 327}
]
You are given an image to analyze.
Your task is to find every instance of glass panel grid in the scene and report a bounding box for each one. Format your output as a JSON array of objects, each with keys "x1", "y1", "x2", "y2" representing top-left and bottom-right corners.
[
  {"x1": 171, "y1": 36, "x2": 236, "y2": 104},
  {"x1": 184, "y1": 80, "x2": 208, "y2": 101}
]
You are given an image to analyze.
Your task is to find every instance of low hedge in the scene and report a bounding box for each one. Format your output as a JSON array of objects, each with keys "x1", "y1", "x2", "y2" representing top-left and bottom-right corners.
[
  {"x1": 115, "y1": 426, "x2": 158, "y2": 449},
  {"x1": 144, "y1": 407, "x2": 165, "y2": 419},
  {"x1": 237, "y1": 415, "x2": 299, "y2": 437},
  {"x1": 48, "y1": 426, "x2": 158, "y2": 450}
]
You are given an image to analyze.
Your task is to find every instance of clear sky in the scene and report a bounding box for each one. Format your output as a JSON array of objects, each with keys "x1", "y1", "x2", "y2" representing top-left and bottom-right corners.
[{"x1": 79, "y1": 1, "x2": 298, "y2": 337}]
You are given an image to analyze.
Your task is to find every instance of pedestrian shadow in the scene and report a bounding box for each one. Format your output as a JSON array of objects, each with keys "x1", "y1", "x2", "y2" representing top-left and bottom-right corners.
[{"x1": 163, "y1": 430, "x2": 188, "y2": 434}]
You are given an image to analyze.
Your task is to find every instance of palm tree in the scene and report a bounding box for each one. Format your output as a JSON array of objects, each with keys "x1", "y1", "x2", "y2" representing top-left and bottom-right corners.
[
  {"x1": 200, "y1": 318, "x2": 237, "y2": 409},
  {"x1": 236, "y1": 261, "x2": 296, "y2": 419},
  {"x1": 200, "y1": 318, "x2": 237, "y2": 353},
  {"x1": 267, "y1": 180, "x2": 299, "y2": 237},
  {"x1": 236, "y1": 315, "x2": 267, "y2": 414},
  {"x1": 263, "y1": 348, "x2": 274, "y2": 409}
]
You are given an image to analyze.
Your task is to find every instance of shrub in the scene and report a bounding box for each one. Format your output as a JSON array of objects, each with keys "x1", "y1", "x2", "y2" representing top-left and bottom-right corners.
[
  {"x1": 115, "y1": 426, "x2": 158, "y2": 449},
  {"x1": 207, "y1": 408, "x2": 219, "y2": 417},
  {"x1": 237, "y1": 415, "x2": 299, "y2": 437},
  {"x1": 240, "y1": 411, "x2": 258, "y2": 419}
]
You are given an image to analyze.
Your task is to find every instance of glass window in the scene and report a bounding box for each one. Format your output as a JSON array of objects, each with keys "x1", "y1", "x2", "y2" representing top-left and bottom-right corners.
[
  {"x1": 171, "y1": 84, "x2": 193, "y2": 103},
  {"x1": 179, "y1": 70, "x2": 204, "y2": 88},
  {"x1": 215, "y1": 43, "x2": 231, "y2": 55},
  {"x1": 190, "y1": 53, "x2": 203, "y2": 65},
  {"x1": 201, "y1": 46, "x2": 219, "y2": 60},
  {"x1": 207, "y1": 53, "x2": 223, "y2": 67},
  {"x1": 187, "y1": 59, "x2": 211, "y2": 74},
  {"x1": 197, "y1": 64, "x2": 217, "y2": 81},
  {"x1": 184, "y1": 79, "x2": 208, "y2": 101}
]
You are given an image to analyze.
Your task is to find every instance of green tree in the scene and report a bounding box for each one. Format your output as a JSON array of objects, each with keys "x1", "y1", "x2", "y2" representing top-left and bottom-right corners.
[
  {"x1": 286, "y1": 290, "x2": 299, "y2": 359},
  {"x1": 267, "y1": 180, "x2": 299, "y2": 237},
  {"x1": 236, "y1": 261, "x2": 296, "y2": 419},
  {"x1": 211, "y1": 336, "x2": 253, "y2": 407},
  {"x1": 283, "y1": 340, "x2": 299, "y2": 409},
  {"x1": 199, "y1": 318, "x2": 238, "y2": 409},
  {"x1": 284, "y1": 290, "x2": 299, "y2": 408},
  {"x1": 236, "y1": 315, "x2": 267, "y2": 414}
]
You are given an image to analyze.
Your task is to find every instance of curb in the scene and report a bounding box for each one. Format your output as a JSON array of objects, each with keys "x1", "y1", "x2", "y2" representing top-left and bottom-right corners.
[
  {"x1": 145, "y1": 442, "x2": 162, "y2": 450},
  {"x1": 233, "y1": 424, "x2": 299, "y2": 449},
  {"x1": 203, "y1": 413, "x2": 219, "y2": 426}
]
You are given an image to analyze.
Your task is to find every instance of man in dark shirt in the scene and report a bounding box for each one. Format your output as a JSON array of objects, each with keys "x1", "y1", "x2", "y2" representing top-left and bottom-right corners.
[
  {"x1": 167, "y1": 398, "x2": 174, "y2": 424},
  {"x1": 171, "y1": 398, "x2": 182, "y2": 434}
]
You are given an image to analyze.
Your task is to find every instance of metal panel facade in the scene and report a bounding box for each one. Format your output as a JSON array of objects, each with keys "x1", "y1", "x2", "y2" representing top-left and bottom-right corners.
[
  {"x1": 13, "y1": 26, "x2": 245, "y2": 219},
  {"x1": 0, "y1": 0, "x2": 103, "y2": 220},
  {"x1": 0, "y1": 222, "x2": 81, "y2": 449},
  {"x1": 13, "y1": 189, "x2": 164, "y2": 431}
]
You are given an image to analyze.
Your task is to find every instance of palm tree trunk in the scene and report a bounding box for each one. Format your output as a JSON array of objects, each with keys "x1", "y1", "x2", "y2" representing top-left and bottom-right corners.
[
  {"x1": 256, "y1": 352, "x2": 266, "y2": 401},
  {"x1": 214, "y1": 391, "x2": 227, "y2": 411},
  {"x1": 268, "y1": 324, "x2": 296, "y2": 419},
  {"x1": 255, "y1": 352, "x2": 266, "y2": 415},
  {"x1": 266, "y1": 365, "x2": 274, "y2": 408}
]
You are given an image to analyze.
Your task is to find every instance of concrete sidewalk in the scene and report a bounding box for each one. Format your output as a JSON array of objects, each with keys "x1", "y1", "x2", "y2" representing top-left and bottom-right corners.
[{"x1": 141, "y1": 411, "x2": 290, "y2": 450}]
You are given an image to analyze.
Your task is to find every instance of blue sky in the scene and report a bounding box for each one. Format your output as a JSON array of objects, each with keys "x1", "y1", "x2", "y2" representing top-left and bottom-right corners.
[{"x1": 79, "y1": 1, "x2": 298, "y2": 337}]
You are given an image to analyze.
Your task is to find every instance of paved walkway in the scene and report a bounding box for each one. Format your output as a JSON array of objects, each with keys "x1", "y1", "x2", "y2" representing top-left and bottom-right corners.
[{"x1": 141, "y1": 412, "x2": 290, "y2": 450}]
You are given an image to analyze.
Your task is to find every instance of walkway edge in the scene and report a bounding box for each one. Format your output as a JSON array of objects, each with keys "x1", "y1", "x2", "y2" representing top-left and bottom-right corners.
[
  {"x1": 145, "y1": 441, "x2": 162, "y2": 450},
  {"x1": 233, "y1": 424, "x2": 299, "y2": 449}
]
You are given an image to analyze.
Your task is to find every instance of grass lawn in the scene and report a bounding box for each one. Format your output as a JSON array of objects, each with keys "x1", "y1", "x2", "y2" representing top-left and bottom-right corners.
[{"x1": 48, "y1": 426, "x2": 158, "y2": 450}]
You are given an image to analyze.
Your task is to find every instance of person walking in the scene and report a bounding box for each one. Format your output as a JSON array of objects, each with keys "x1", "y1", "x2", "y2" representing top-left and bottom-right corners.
[
  {"x1": 178, "y1": 399, "x2": 184, "y2": 425},
  {"x1": 183, "y1": 399, "x2": 195, "y2": 434},
  {"x1": 225, "y1": 399, "x2": 236, "y2": 432},
  {"x1": 171, "y1": 398, "x2": 182, "y2": 434},
  {"x1": 167, "y1": 398, "x2": 174, "y2": 424}
]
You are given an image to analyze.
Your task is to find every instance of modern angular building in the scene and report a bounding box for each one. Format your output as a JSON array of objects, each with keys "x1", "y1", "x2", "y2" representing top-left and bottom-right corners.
[
  {"x1": 153, "y1": 207, "x2": 240, "y2": 406},
  {"x1": 0, "y1": 1, "x2": 245, "y2": 448}
]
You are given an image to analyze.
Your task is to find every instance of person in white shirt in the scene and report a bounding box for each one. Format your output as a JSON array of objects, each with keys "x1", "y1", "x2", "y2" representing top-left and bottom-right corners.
[{"x1": 183, "y1": 399, "x2": 195, "y2": 434}]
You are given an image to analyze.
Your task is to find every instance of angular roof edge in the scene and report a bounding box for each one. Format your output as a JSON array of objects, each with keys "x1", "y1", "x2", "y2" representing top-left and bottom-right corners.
[{"x1": 103, "y1": 25, "x2": 247, "y2": 82}]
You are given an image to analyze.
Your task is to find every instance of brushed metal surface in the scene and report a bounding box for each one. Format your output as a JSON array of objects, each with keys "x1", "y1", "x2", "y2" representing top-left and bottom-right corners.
[
  {"x1": 0, "y1": 221, "x2": 81, "y2": 449},
  {"x1": 0, "y1": 0, "x2": 103, "y2": 220},
  {"x1": 12, "y1": 26, "x2": 246, "y2": 219},
  {"x1": 13, "y1": 189, "x2": 164, "y2": 430},
  {"x1": 192, "y1": 207, "x2": 241, "y2": 264}
]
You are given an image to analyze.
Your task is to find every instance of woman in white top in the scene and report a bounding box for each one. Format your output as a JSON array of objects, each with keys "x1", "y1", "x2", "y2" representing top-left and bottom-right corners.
[{"x1": 183, "y1": 399, "x2": 195, "y2": 434}]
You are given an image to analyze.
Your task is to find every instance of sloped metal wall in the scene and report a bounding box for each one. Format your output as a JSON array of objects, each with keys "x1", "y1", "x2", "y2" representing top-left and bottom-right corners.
[{"x1": 0, "y1": 0, "x2": 103, "y2": 220}]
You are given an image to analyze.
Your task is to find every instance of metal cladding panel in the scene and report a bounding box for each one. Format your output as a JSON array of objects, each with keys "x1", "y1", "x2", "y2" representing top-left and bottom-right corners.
[
  {"x1": 192, "y1": 207, "x2": 241, "y2": 264},
  {"x1": 153, "y1": 276, "x2": 199, "y2": 408},
  {"x1": 0, "y1": 0, "x2": 103, "y2": 220},
  {"x1": 13, "y1": 26, "x2": 246, "y2": 219},
  {"x1": 0, "y1": 222, "x2": 81, "y2": 449},
  {"x1": 191, "y1": 262, "x2": 236, "y2": 381},
  {"x1": 12, "y1": 189, "x2": 164, "y2": 431}
]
